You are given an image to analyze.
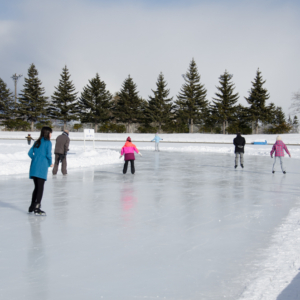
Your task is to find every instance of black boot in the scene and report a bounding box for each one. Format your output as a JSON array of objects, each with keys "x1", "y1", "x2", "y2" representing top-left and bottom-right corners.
[
  {"x1": 234, "y1": 165, "x2": 237, "y2": 169},
  {"x1": 283, "y1": 171, "x2": 286, "y2": 174},
  {"x1": 272, "y1": 171, "x2": 275, "y2": 174},
  {"x1": 241, "y1": 164, "x2": 244, "y2": 168}
]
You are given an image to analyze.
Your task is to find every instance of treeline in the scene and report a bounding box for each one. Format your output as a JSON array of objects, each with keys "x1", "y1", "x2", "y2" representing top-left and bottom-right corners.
[{"x1": 0, "y1": 59, "x2": 298, "y2": 134}]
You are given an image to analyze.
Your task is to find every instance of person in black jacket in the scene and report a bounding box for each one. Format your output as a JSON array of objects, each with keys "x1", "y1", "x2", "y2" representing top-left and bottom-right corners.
[{"x1": 233, "y1": 132, "x2": 246, "y2": 168}]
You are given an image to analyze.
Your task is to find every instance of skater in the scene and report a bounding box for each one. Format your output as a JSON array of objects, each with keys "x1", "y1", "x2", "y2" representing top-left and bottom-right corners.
[
  {"x1": 233, "y1": 132, "x2": 246, "y2": 168},
  {"x1": 270, "y1": 136, "x2": 291, "y2": 174},
  {"x1": 151, "y1": 133, "x2": 163, "y2": 151},
  {"x1": 120, "y1": 137, "x2": 142, "y2": 174},
  {"x1": 52, "y1": 130, "x2": 70, "y2": 175},
  {"x1": 25, "y1": 134, "x2": 34, "y2": 145},
  {"x1": 28, "y1": 126, "x2": 53, "y2": 215}
]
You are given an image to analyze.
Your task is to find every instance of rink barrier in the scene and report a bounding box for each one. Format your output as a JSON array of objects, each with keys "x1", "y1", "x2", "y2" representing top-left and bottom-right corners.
[{"x1": 1, "y1": 137, "x2": 300, "y2": 146}]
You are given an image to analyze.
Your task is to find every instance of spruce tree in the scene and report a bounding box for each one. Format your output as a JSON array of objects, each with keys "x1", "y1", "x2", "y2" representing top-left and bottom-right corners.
[
  {"x1": 18, "y1": 64, "x2": 49, "y2": 131},
  {"x1": 79, "y1": 73, "x2": 112, "y2": 132},
  {"x1": 114, "y1": 75, "x2": 143, "y2": 133},
  {"x1": 146, "y1": 72, "x2": 174, "y2": 133},
  {"x1": 293, "y1": 116, "x2": 299, "y2": 133},
  {"x1": 50, "y1": 66, "x2": 78, "y2": 130},
  {"x1": 175, "y1": 59, "x2": 208, "y2": 133},
  {"x1": 211, "y1": 70, "x2": 239, "y2": 134},
  {"x1": 245, "y1": 69, "x2": 270, "y2": 134},
  {"x1": 0, "y1": 78, "x2": 14, "y2": 120}
]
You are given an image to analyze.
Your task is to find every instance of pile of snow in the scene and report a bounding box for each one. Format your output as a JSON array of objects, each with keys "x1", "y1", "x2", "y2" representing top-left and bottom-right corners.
[
  {"x1": 239, "y1": 205, "x2": 300, "y2": 300},
  {"x1": 1, "y1": 132, "x2": 300, "y2": 144},
  {"x1": 0, "y1": 143, "x2": 120, "y2": 176}
]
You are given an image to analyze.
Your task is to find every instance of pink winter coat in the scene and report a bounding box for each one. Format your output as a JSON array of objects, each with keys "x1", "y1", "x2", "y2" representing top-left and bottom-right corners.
[
  {"x1": 270, "y1": 140, "x2": 290, "y2": 157},
  {"x1": 121, "y1": 141, "x2": 139, "y2": 161}
]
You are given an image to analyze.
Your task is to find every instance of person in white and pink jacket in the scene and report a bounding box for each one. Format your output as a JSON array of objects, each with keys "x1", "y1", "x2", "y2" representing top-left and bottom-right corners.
[{"x1": 270, "y1": 136, "x2": 291, "y2": 174}]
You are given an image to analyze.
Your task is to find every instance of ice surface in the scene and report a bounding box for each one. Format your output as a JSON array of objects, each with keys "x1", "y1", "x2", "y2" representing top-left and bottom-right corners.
[
  {"x1": 0, "y1": 150, "x2": 300, "y2": 300},
  {"x1": 0, "y1": 140, "x2": 300, "y2": 176}
]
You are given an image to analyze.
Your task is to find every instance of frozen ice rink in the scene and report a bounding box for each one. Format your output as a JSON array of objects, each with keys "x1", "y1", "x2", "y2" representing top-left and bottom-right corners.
[{"x1": 0, "y1": 148, "x2": 300, "y2": 300}]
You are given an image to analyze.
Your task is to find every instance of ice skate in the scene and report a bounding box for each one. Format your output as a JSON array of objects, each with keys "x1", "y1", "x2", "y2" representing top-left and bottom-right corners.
[
  {"x1": 234, "y1": 165, "x2": 237, "y2": 169},
  {"x1": 34, "y1": 208, "x2": 46, "y2": 216},
  {"x1": 241, "y1": 164, "x2": 244, "y2": 168},
  {"x1": 28, "y1": 204, "x2": 35, "y2": 213},
  {"x1": 272, "y1": 171, "x2": 275, "y2": 174},
  {"x1": 283, "y1": 171, "x2": 286, "y2": 174}
]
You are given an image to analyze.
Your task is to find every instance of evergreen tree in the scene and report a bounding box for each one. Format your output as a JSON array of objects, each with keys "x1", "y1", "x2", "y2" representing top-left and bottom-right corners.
[
  {"x1": 293, "y1": 116, "x2": 299, "y2": 133},
  {"x1": 114, "y1": 75, "x2": 143, "y2": 133},
  {"x1": 176, "y1": 59, "x2": 208, "y2": 133},
  {"x1": 0, "y1": 78, "x2": 14, "y2": 120},
  {"x1": 211, "y1": 70, "x2": 239, "y2": 134},
  {"x1": 267, "y1": 106, "x2": 291, "y2": 134},
  {"x1": 146, "y1": 72, "x2": 174, "y2": 133},
  {"x1": 50, "y1": 66, "x2": 78, "y2": 130},
  {"x1": 245, "y1": 69, "x2": 270, "y2": 134},
  {"x1": 18, "y1": 64, "x2": 49, "y2": 131},
  {"x1": 79, "y1": 73, "x2": 112, "y2": 133}
]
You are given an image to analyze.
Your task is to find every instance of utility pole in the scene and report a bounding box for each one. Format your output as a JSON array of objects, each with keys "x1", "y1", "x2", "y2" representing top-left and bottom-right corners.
[{"x1": 11, "y1": 73, "x2": 23, "y2": 105}]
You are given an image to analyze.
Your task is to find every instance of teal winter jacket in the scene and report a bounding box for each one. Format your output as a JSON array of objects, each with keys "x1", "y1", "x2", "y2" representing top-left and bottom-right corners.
[{"x1": 28, "y1": 138, "x2": 52, "y2": 180}]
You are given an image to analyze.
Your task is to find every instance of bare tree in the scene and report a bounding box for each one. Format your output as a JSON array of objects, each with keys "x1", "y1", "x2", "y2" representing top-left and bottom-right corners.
[{"x1": 290, "y1": 91, "x2": 300, "y2": 115}]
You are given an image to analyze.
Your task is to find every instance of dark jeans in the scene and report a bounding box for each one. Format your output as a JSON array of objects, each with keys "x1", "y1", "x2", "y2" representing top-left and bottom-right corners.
[
  {"x1": 53, "y1": 154, "x2": 67, "y2": 175},
  {"x1": 27, "y1": 140, "x2": 31, "y2": 145},
  {"x1": 31, "y1": 177, "x2": 45, "y2": 208},
  {"x1": 123, "y1": 160, "x2": 135, "y2": 174}
]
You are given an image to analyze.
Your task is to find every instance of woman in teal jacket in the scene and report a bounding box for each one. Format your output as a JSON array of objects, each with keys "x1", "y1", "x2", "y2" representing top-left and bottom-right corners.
[{"x1": 28, "y1": 127, "x2": 53, "y2": 215}]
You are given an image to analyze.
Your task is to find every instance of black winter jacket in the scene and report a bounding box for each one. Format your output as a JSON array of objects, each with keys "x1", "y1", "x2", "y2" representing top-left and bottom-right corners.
[{"x1": 233, "y1": 135, "x2": 246, "y2": 153}]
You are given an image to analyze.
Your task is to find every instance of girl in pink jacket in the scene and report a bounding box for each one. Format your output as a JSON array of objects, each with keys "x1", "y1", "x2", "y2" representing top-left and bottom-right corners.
[
  {"x1": 120, "y1": 137, "x2": 142, "y2": 174},
  {"x1": 270, "y1": 136, "x2": 291, "y2": 174}
]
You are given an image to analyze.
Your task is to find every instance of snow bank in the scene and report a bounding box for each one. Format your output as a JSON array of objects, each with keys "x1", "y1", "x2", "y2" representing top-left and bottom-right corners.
[
  {"x1": 239, "y1": 205, "x2": 300, "y2": 300},
  {"x1": 1, "y1": 132, "x2": 300, "y2": 144},
  {"x1": 0, "y1": 143, "x2": 120, "y2": 176}
]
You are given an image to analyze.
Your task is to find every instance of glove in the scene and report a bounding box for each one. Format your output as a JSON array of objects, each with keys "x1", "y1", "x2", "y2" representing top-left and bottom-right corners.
[
  {"x1": 138, "y1": 152, "x2": 142, "y2": 156},
  {"x1": 119, "y1": 155, "x2": 123, "y2": 159}
]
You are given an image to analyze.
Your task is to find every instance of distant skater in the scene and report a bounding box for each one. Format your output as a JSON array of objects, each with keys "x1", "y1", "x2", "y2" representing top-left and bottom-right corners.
[
  {"x1": 120, "y1": 137, "x2": 142, "y2": 174},
  {"x1": 233, "y1": 132, "x2": 246, "y2": 168},
  {"x1": 270, "y1": 136, "x2": 291, "y2": 174},
  {"x1": 53, "y1": 130, "x2": 70, "y2": 176},
  {"x1": 28, "y1": 127, "x2": 53, "y2": 215},
  {"x1": 151, "y1": 133, "x2": 163, "y2": 151},
  {"x1": 25, "y1": 134, "x2": 34, "y2": 145}
]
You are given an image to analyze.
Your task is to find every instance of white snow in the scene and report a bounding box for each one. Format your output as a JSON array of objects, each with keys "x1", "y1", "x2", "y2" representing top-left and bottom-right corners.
[
  {"x1": 1, "y1": 131, "x2": 300, "y2": 144},
  {"x1": 0, "y1": 141, "x2": 120, "y2": 176},
  {"x1": 239, "y1": 205, "x2": 300, "y2": 300}
]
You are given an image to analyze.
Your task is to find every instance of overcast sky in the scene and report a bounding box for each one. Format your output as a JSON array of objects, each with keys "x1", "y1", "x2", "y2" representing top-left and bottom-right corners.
[{"x1": 0, "y1": 0, "x2": 299, "y2": 115}]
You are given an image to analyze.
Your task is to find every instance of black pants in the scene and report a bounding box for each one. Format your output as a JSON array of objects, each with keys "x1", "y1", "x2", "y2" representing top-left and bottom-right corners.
[
  {"x1": 123, "y1": 160, "x2": 135, "y2": 174},
  {"x1": 31, "y1": 177, "x2": 46, "y2": 207}
]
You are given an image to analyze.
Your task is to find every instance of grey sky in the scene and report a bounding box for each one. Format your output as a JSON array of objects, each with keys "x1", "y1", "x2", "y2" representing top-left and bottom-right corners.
[{"x1": 0, "y1": 0, "x2": 299, "y2": 115}]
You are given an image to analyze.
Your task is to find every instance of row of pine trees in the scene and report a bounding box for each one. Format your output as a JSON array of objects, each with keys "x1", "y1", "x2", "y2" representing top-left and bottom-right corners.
[{"x1": 0, "y1": 59, "x2": 298, "y2": 134}]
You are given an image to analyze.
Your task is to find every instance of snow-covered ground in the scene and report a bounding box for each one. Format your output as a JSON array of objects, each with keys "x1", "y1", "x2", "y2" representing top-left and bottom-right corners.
[{"x1": 1, "y1": 131, "x2": 300, "y2": 144}]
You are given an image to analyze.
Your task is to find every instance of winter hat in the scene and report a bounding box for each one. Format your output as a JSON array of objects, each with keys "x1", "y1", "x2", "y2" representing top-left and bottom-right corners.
[
  {"x1": 127, "y1": 137, "x2": 131, "y2": 142},
  {"x1": 276, "y1": 135, "x2": 282, "y2": 141}
]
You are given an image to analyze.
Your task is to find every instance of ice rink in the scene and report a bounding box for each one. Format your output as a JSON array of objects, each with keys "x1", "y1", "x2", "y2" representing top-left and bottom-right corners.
[{"x1": 0, "y1": 148, "x2": 300, "y2": 300}]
